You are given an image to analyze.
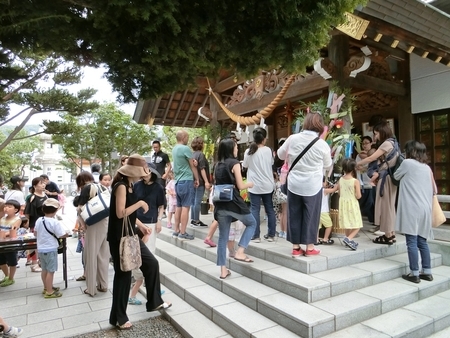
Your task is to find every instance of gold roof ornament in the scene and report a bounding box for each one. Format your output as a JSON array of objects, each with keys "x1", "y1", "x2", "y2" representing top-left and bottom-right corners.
[{"x1": 336, "y1": 12, "x2": 370, "y2": 40}]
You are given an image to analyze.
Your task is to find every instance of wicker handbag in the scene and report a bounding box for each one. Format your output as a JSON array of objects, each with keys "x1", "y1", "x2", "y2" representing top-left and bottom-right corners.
[{"x1": 119, "y1": 214, "x2": 142, "y2": 272}]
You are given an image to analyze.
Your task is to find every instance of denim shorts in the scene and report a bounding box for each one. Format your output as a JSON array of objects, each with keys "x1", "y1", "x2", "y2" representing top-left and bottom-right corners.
[
  {"x1": 176, "y1": 180, "x2": 195, "y2": 207},
  {"x1": 38, "y1": 251, "x2": 58, "y2": 273}
]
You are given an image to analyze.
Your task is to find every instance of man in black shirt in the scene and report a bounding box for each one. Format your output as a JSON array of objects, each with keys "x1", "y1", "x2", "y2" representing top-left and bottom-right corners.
[
  {"x1": 40, "y1": 174, "x2": 60, "y2": 200},
  {"x1": 152, "y1": 140, "x2": 172, "y2": 217}
]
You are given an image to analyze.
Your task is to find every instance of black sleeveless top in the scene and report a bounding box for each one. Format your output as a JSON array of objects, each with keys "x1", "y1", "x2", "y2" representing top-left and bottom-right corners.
[
  {"x1": 214, "y1": 158, "x2": 250, "y2": 216},
  {"x1": 107, "y1": 180, "x2": 138, "y2": 243}
]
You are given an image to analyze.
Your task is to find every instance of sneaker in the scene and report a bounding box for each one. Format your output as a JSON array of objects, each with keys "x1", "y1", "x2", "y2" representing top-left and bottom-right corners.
[
  {"x1": 304, "y1": 248, "x2": 321, "y2": 256},
  {"x1": 128, "y1": 297, "x2": 142, "y2": 305},
  {"x1": 44, "y1": 291, "x2": 63, "y2": 298},
  {"x1": 264, "y1": 235, "x2": 275, "y2": 242},
  {"x1": 292, "y1": 248, "x2": 304, "y2": 257},
  {"x1": 251, "y1": 237, "x2": 261, "y2": 243},
  {"x1": 0, "y1": 277, "x2": 14, "y2": 287},
  {"x1": 368, "y1": 226, "x2": 380, "y2": 233},
  {"x1": 204, "y1": 238, "x2": 217, "y2": 247},
  {"x1": 161, "y1": 212, "x2": 167, "y2": 219},
  {"x1": 279, "y1": 231, "x2": 286, "y2": 239},
  {"x1": 343, "y1": 237, "x2": 354, "y2": 249},
  {"x1": 161, "y1": 290, "x2": 165, "y2": 296},
  {"x1": 42, "y1": 286, "x2": 60, "y2": 294},
  {"x1": 198, "y1": 221, "x2": 208, "y2": 227},
  {"x1": 167, "y1": 223, "x2": 172, "y2": 229},
  {"x1": 3, "y1": 326, "x2": 23, "y2": 337},
  {"x1": 172, "y1": 231, "x2": 180, "y2": 238},
  {"x1": 178, "y1": 232, "x2": 194, "y2": 240},
  {"x1": 191, "y1": 220, "x2": 200, "y2": 227}
]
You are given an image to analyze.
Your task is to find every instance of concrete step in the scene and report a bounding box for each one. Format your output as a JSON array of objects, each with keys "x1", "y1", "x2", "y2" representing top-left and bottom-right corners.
[
  {"x1": 154, "y1": 237, "x2": 450, "y2": 338},
  {"x1": 323, "y1": 285, "x2": 450, "y2": 338}
]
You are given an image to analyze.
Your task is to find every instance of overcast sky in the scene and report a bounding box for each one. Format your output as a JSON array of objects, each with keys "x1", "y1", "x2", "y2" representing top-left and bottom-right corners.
[{"x1": 6, "y1": 67, "x2": 136, "y2": 126}]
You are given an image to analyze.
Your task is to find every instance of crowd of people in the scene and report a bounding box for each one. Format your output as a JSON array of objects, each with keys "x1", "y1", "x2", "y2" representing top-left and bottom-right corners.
[{"x1": 0, "y1": 113, "x2": 440, "y2": 334}]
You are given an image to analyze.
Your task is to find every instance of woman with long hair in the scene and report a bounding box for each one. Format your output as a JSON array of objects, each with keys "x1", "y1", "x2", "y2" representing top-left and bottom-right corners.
[
  {"x1": 357, "y1": 122, "x2": 399, "y2": 244},
  {"x1": 5, "y1": 176, "x2": 26, "y2": 214},
  {"x1": 75, "y1": 171, "x2": 110, "y2": 297},
  {"x1": 242, "y1": 127, "x2": 277, "y2": 242},
  {"x1": 394, "y1": 140, "x2": 434, "y2": 283},
  {"x1": 277, "y1": 112, "x2": 332, "y2": 257},
  {"x1": 108, "y1": 154, "x2": 170, "y2": 330},
  {"x1": 214, "y1": 139, "x2": 256, "y2": 279}
]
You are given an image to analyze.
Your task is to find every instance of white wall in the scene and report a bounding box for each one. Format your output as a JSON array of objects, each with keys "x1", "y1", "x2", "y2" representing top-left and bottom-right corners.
[{"x1": 411, "y1": 53, "x2": 450, "y2": 114}]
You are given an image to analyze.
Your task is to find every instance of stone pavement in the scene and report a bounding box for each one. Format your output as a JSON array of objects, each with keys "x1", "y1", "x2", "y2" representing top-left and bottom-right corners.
[{"x1": 0, "y1": 198, "x2": 161, "y2": 338}]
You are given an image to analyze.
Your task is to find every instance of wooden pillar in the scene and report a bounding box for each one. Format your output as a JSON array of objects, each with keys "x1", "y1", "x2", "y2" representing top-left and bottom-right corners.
[{"x1": 328, "y1": 34, "x2": 349, "y2": 85}]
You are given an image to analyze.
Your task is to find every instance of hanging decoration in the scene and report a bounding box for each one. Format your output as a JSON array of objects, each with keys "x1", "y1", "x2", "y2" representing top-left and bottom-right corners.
[{"x1": 206, "y1": 74, "x2": 296, "y2": 126}]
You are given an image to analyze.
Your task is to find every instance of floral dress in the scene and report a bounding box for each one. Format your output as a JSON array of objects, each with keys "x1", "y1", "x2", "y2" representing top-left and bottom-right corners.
[{"x1": 338, "y1": 178, "x2": 363, "y2": 229}]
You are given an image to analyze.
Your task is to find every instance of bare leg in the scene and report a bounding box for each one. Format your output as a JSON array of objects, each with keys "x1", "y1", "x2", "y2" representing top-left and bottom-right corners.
[
  {"x1": 346, "y1": 229, "x2": 360, "y2": 240},
  {"x1": 180, "y1": 206, "x2": 190, "y2": 234},
  {"x1": 280, "y1": 203, "x2": 287, "y2": 233},
  {"x1": 323, "y1": 227, "x2": 332, "y2": 241},
  {"x1": 205, "y1": 220, "x2": 218, "y2": 240},
  {"x1": 227, "y1": 240, "x2": 235, "y2": 257},
  {"x1": 174, "y1": 207, "x2": 181, "y2": 233},
  {"x1": 130, "y1": 279, "x2": 143, "y2": 298}
]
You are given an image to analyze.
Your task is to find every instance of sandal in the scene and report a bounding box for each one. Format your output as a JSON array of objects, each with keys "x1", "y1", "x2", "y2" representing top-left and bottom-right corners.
[
  {"x1": 76, "y1": 275, "x2": 86, "y2": 281},
  {"x1": 83, "y1": 289, "x2": 94, "y2": 297},
  {"x1": 373, "y1": 235, "x2": 394, "y2": 245},
  {"x1": 116, "y1": 321, "x2": 133, "y2": 330},
  {"x1": 153, "y1": 302, "x2": 172, "y2": 311},
  {"x1": 97, "y1": 286, "x2": 108, "y2": 292},
  {"x1": 31, "y1": 264, "x2": 42, "y2": 272},
  {"x1": 322, "y1": 239, "x2": 334, "y2": 245}
]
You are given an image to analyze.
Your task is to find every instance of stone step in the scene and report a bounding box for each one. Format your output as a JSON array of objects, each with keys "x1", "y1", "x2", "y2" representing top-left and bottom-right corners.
[
  {"x1": 157, "y1": 230, "x2": 442, "y2": 302},
  {"x1": 322, "y1": 286, "x2": 450, "y2": 338},
  {"x1": 154, "y1": 238, "x2": 450, "y2": 338},
  {"x1": 159, "y1": 225, "x2": 408, "y2": 275}
]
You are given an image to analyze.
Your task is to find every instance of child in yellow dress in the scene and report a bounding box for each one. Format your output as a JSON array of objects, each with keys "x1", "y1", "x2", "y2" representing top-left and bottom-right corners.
[{"x1": 330, "y1": 158, "x2": 362, "y2": 250}]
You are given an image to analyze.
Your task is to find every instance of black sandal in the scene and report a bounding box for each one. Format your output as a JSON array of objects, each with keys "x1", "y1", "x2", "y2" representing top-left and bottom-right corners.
[
  {"x1": 322, "y1": 239, "x2": 334, "y2": 245},
  {"x1": 373, "y1": 235, "x2": 394, "y2": 245}
]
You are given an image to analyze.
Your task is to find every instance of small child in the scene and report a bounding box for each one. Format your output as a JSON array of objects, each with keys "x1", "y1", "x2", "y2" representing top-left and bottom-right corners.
[
  {"x1": 272, "y1": 174, "x2": 287, "y2": 239},
  {"x1": 317, "y1": 180, "x2": 334, "y2": 245},
  {"x1": 0, "y1": 199, "x2": 22, "y2": 287},
  {"x1": 34, "y1": 199, "x2": 69, "y2": 298},
  {"x1": 0, "y1": 315, "x2": 23, "y2": 337},
  {"x1": 165, "y1": 172, "x2": 176, "y2": 229},
  {"x1": 227, "y1": 220, "x2": 243, "y2": 259},
  {"x1": 330, "y1": 159, "x2": 363, "y2": 250},
  {"x1": 128, "y1": 232, "x2": 150, "y2": 305},
  {"x1": 16, "y1": 217, "x2": 30, "y2": 261},
  {"x1": 58, "y1": 190, "x2": 66, "y2": 215}
]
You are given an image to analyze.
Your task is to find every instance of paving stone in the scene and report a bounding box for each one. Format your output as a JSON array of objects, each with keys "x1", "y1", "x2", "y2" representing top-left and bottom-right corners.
[
  {"x1": 171, "y1": 309, "x2": 229, "y2": 338},
  {"x1": 184, "y1": 284, "x2": 236, "y2": 319},
  {"x1": 163, "y1": 271, "x2": 206, "y2": 299},
  {"x1": 393, "y1": 273, "x2": 450, "y2": 299},
  {"x1": 428, "y1": 325, "x2": 450, "y2": 338},
  {"x1": 405, "y1": 294, "x2": 450, "y2": 332},
  {"x1": 351, "y1": 258, "x2": 406, "y2": 284},
  {"x1": 228, "y1": 258, "x2": 279, "y2": 283},
  {"x1": 175, "y1": 253, "x2": 212, "y2": 276},
  {"x1": 312, "y1": 266, "x2": 372, "y2": 296}
]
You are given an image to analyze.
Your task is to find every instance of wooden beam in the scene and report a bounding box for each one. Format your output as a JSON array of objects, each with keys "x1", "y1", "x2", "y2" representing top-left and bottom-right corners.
[
  {"x1": 344, "y1": 74, "x2": 406, "y2": 96},
  {"x1": 149, "y1": 97, "x2": 161, "y2": 123},
  {"x1": 213, "y1": 75, "x2": 245, "y2": 93},
  {"x1": 161, "y1": 92, "x2": 175, "y2": 124},
  {"x1": 171, "y1": 90, "x2": 188, "y2": 127},
  {"x1": 181, "y1": 89, "x2": 199, "y2": 127},
  {"x1": 216, "y1": 75, "x2": 328, "y2": 120}
]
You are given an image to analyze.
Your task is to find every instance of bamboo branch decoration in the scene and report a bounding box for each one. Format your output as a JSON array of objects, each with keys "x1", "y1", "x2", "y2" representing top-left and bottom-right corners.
[{"x1": 207, "y1": 74, "x2": 296, "y2": 126}]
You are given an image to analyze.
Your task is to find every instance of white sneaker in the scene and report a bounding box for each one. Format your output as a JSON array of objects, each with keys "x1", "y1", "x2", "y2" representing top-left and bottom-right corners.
[{"x1": 3, "y1": 326, "x2": 24, "y2": 337}]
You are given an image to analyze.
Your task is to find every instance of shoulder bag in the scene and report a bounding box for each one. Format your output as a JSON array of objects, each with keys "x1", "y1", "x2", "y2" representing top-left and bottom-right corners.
[
  {"x1": 80, "y1": 184, "x2": 110, "y2": 225},
  {"x1": 119, "y1": 214, "x2": 142, "y2": 272},
  {"x1": 280, "y1": 137, "x2": 320, "y2": 194},
  {"x1": 212, "y1": 161, "x2": 235, "y2": 202},
  {"x1": 41, "y1": 217, "x2": 64, "y2": 254}
]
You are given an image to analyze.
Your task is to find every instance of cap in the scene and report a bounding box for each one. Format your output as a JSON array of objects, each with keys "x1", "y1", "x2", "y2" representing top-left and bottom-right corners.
[
  {"x1": 10, "y1": 176, "x2": 27, "y2": 184},
  {"x1": 43, "y1": 199, "x2": 60, "y2": 209}
]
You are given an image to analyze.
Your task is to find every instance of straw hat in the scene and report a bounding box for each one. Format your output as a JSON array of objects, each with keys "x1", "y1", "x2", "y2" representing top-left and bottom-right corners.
[{"x1": 118, "y1": 154, "x2": 149, "y2": 178}]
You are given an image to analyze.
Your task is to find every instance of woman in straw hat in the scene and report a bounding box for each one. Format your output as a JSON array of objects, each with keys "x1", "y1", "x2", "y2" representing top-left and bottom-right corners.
[{"x1": 107, "y1": 154, "x2": 171, "y2": 330}]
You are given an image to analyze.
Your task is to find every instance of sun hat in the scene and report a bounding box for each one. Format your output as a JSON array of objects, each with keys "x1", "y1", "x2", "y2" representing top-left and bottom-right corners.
[
  {"x1": 118, "y1": 154, "x2": 149, "y2": 178},
  {"x1": 43, "y1": 198, "x2": 60, "y2": 209},
  {"x1": 145, "y1": 162, "x2": 161, "y2": 178}
]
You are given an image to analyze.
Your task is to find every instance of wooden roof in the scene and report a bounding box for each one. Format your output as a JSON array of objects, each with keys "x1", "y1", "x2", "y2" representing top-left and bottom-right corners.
[{"x1": 133, "y1": 0, "x2": 450, "y2": 128}]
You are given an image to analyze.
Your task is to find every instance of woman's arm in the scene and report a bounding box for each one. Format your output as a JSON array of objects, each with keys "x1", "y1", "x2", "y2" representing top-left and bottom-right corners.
[
  {"x1": 357, "y1": 147, "x2": 386, "y2": 167},
  {"x1": 354, "y1": 180, "x2": 362, "y2": 199},
  {"x1": 115, "y1": 185, "x2": 148, "y2": 219},
  {"x1": 232, "y1": 163, "x2": 254, "y2": 190}
]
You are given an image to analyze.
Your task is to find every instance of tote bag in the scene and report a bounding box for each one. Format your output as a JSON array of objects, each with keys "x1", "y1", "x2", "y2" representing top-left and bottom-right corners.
[
  {"x1": 119, "y1": 215, "x2": 142, "y2": 272},
  {"x1": 80, "y1": 184, "x2": 110, "y2": 225},
  {"x1": 432, "y1": 195, "x2": 446, "y2": 228}
]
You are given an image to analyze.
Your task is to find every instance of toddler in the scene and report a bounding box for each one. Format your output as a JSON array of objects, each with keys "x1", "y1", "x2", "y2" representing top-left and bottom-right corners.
[
  {"x1": 317, "y1": 180, "x2": 334, "y2": 245},
  {"x1": 165, "y1": 172, "x2": 176, "y2": 229}
]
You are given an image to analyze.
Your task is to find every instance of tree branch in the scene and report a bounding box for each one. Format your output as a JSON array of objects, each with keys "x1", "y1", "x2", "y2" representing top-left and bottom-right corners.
[
  {"x1": 0, "y1": 106, "x2": 33, "y2": 127},
  {"x1": 10, "y1": 130, "x2": 46, "y2": 140},
  {"x1": 0, "y1": 109, "x2": 37, "y2": 152}
]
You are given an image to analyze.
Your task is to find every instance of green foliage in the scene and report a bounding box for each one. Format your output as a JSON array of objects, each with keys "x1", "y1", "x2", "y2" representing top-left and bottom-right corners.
[
  {"x1": 0, "y1": 128, "x2": 41, "y2": 179},
  {"x1": 0, "y1": 0, "x2": 366, "y2": 102},
  {"x1": 46, "y1": 103, "x2": 158, "y2": 173}
]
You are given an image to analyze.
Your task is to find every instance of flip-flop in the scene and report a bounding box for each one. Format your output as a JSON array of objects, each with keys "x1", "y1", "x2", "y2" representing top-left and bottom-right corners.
[
  {"x1": 154, "y1": 302, "x2": 172, "y2": 311},
  {"x1": 76, "y1": 275, "x2": 86, "y2": 281},
  {"x1": 97, "y1": 286, "x2": 108, "y2": 292},
  {"x1": 234, "y1": 256, "x2": 254, "y2": 263},
  {"x1": 220, "y1": 270, "x2": 231, "y2": 279},
  {"x1": 116, "y1": 321, "x2": 133, "y2": 330},
  {"x1": 83, "y1": 289, "x2": 94, "y2": 297}
]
